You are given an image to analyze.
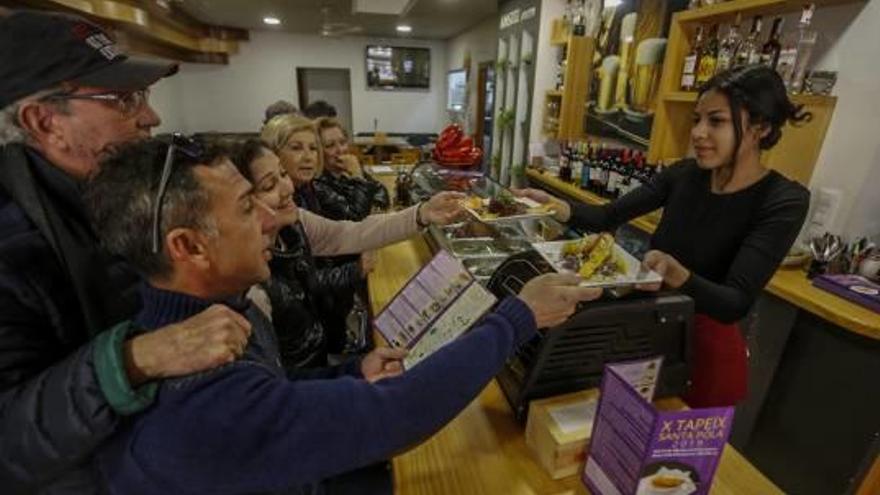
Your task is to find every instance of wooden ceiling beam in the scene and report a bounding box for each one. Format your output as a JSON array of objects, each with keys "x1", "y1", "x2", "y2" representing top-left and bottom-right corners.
[{"x1": 1, "y1": 0, "x2": 246, "y2": 64}]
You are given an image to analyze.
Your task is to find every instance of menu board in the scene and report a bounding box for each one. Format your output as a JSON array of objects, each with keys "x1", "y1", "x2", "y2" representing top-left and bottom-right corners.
[
  {"x1": 374, "y1": 250, "x2": 497, "y2": 369},
  {"x1": 583, "y1": 358, "x2": 734, "y2": 495}
]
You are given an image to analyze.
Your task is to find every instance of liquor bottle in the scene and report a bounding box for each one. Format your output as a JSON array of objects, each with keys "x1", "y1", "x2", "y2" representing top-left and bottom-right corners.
[
  {"x1": 606, "y1": 149, "x2": 620, "y2": 198},
  {"x1": 696, "y1": 24, "x2": 719, "y2": 86},
  {"x1": 760, "y1": 17, "x2": 784, "y2": 69},
  {"x1": 787, "y1": 4, "x2": 817, "y2": 93},
  {"x1": 572, "y1": 0, "x2": 586, "y2": 36},
  {"x1": 563, "y1": 0, "x2": 574, "y2": 31},
  {"x1": 735, "y1": 16, "x2": 763, "y2": 67},
  {"x1": 716, "y1": 14, "x2": 742, "y2": 74},
  {"x1": 680, "y1": 25, "x2": 704, "y2": 91},
  {"x1": 590, "y1": 145, "x2": 602, "y2": 192},
  {"x1": 600, "y1": 148, "x2": 611, "y2": 195},
  {"x1": 580, "y1": 143, "x2": 591, "y2": 190},
  {"x1": 629, "y1": 152, "x2": 645, "y2": 194},
  {"x1": 558, "y1": 141, "x2": 572, "y2": 182}
]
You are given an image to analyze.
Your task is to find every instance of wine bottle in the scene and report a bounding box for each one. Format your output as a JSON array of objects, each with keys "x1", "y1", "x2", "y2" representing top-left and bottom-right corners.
[
  {"x1": 681, "y1": 26, "x2": 704, "y2": 91},
  {"x1": 787, "y1": 4, "x2": 817, "y2": 93},
  {"x1": 716, "y1": 14, "x2": 742, "y2": 74},
  {"x1": 760, "y1": 17, "x2": 784, "y2": 69},
  {"x1": 696, "y1": 24, "x2": 719, "y2": 86},
  {"x1": 735, "y1": 16, "x2": 763, "y2": 67}
]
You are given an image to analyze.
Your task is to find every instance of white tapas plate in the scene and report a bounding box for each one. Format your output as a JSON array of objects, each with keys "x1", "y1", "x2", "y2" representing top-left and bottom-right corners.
[
  {"x1": 532, "y1": 239, "x2": 663, "y2": 288},
  {"x1": 461, "y1": 195, "x2": 556, "y2": 223}
]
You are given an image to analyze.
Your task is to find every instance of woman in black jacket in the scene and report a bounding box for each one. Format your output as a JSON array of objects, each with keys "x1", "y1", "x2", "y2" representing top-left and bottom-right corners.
[
  {"x1": 315, "y1": 116, "x2": 390, "y2": 220},
  {"x1": 230, "y1": 139, "x2": 461, "y2": 370},
  {"x1": 518, "y1": 66, "x2": 811, "y2": 407},
  {"x1": 261, "y1": 115, "x2": 374, "y2": 354},
  {"x1": 231, "y1": 139, "x2": 356, "y2": 368}
]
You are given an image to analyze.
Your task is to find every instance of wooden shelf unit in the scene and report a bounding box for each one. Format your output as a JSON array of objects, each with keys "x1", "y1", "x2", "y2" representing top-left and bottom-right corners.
[
  {"x1": 677, "y1": 0, "x2": 864, "y2": 24},
  {"x1": 550, "y1": 19, "x2": 570, "y2": 46},
  {"x1": 646, "y1": 0, "x2": 861, "y2": 185}
]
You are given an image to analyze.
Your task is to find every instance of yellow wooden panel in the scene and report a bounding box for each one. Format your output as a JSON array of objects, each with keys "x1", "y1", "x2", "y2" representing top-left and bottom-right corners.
[
  {"x1": 367, "y1": 237, "x2": 784, "y2": 494},
  {"x1": 558, "y1": 36, "x2": 595, "y2": 141},
  {"x1": 677, "y1": 0, "x2": 865, "y2": 24}
]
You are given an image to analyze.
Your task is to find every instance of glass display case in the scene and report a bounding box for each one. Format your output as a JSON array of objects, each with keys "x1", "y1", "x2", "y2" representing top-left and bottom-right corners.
[{"x1": 404, "y1": 163, "x2": 582, "y2": 283}]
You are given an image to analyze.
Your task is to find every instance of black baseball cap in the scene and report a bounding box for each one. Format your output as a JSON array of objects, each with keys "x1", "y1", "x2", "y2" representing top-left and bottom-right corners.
[{"x1": 0, "y1": 10, "x2": 179, "y2": 109}]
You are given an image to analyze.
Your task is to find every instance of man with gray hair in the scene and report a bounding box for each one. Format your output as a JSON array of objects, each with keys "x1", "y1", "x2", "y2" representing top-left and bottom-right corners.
[
  {"x1": 263, "y1": 99, "x2": 300, "y2": 125},
  {"x1": 0, "y1": 10, "x2": 252, "y2": 493}
]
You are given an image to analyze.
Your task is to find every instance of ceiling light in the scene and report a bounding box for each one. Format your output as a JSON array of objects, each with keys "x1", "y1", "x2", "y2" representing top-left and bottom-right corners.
[
  {"x1": 263, "y1": 16, "x2": 281, "y2": 26},
  {"x1": 396, "y1": 25, "x2": 412, "y2": 33}
]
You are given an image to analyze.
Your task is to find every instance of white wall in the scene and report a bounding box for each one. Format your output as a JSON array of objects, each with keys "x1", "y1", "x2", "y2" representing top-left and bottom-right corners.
[
  {"x1": 149, "y1": 75, "x2": 183, "y2": 133},
  {"x1": 153, "y1": 30, "x2": 447, "y2": 136},
  {"x1": 805, "y1": 1, "x2": 880, "y2": 239},
  {"x1": 446, "y1": 16, "x2": 498, "y2": 134}
]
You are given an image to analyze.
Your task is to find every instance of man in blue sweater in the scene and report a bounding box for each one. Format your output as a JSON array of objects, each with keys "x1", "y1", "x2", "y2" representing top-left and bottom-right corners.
[{"x1": 84, "y1": 137, "x2": 602, "y2": 494}]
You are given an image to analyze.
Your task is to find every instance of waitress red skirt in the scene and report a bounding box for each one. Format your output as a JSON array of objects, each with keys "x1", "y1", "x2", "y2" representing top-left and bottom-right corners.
[{"x1": 683, "y1": 314, "x2": 749, "y2": 408}]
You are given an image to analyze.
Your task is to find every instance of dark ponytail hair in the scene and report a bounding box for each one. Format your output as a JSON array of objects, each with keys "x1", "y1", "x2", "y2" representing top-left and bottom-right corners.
[
  {"x1": 229, "y1": 138, "x2": 272, "y2": 182},
  {"x1": 699, "y1": 65, "x2": 812, "y2": 154}
]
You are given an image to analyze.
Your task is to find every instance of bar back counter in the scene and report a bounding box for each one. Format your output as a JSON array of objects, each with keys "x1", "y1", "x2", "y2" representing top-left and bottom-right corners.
[{"x1": 525, "y1": 168, "x2": 880, "y2": 495}]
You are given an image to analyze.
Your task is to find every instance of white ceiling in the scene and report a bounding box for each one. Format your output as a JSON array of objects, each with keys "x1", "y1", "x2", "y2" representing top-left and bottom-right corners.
[{"x1": 175, "y1": 0, "x2": 498, "y2": 40}]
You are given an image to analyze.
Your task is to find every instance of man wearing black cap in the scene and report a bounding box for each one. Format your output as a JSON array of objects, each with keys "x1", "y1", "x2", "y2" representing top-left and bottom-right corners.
[{"x1": 0, "y1": 10, "x2": 253, "y2": 493}]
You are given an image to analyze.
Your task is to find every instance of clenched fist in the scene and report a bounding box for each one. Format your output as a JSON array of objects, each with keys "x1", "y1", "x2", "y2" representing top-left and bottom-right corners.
[
  {"x1": 125, "y1": 304, "x2": 253, "y2": 385},
  {"x1": 517, "y1": 273, "x2": 603, "y2": 328}
]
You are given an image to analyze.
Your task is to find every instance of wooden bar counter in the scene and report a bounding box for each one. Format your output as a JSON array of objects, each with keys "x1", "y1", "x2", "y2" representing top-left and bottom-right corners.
[
  {"x1": 524, "y1": 168, "x2": 880, "y2": 494},
  {"x1": 367, "y1": 235, "x2": 783, "y2": 494}
]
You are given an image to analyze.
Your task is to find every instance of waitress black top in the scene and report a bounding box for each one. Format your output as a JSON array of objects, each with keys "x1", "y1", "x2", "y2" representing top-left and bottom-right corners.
[{"x1": 569, "y1": 159, "x2": 810, "y2": 323}]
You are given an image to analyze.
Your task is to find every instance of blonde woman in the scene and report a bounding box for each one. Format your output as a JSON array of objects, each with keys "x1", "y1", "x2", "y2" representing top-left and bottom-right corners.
[{"x1": 262, "y1": 114, "x2": 351, "y2": 220}]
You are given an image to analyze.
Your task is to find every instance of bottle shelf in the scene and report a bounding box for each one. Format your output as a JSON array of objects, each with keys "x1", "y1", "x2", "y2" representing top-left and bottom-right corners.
[
  {"x1": 677, "y1": 0, "x2": 864, "y2": 24},
  {"x1": 663, "y1": 91, "x2": 837, "y2": 106}
]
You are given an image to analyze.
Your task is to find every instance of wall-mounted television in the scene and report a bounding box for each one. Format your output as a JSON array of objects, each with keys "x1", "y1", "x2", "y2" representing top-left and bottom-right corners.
[{"x1": 365, "y1": 45, "x2": 430, "y2": 90}]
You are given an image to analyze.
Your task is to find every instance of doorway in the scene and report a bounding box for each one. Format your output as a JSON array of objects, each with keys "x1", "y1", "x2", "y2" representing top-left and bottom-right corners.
[
  {"x1": 475, "y1": 61, "x2": 495, "y2": 171},
  {"x1": 296, "y1": 67, "x2": 353, "y2": 135}
]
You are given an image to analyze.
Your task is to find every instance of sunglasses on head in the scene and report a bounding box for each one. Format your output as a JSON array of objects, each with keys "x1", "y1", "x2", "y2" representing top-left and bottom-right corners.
[{"x1": 151, "y1": 133, "x2": 205, "y2": 254}]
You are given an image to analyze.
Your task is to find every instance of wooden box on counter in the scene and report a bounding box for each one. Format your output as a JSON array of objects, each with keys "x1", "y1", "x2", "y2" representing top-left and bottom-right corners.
[{"x1": 524, "y1": 389, "x2": 599, "y2": 480}]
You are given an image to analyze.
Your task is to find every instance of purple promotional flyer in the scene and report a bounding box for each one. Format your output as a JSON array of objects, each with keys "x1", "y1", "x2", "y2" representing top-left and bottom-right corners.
[{"x1": 583, "y1": 358, "x2": 735, "y2": 495}]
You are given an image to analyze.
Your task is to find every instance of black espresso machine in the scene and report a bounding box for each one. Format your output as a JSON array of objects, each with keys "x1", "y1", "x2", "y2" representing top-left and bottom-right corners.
[{"x1": 486, "y1": 250, "x2": 694, "y2": 421}]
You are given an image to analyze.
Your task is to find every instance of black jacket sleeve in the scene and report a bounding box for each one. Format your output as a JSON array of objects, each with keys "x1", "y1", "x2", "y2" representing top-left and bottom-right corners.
[
  {"x1": 363, "y1": 173, "x2": 391, "y2": 210},
  {"x1": 567, "y1": 164, "x2": 677, "y2": 232},
  {"x1": 312, "y1": 178, "x2": 371, "y2": 221},
  {"x1": 0, "y1": 278, "x2": 119, "y2": 491}
]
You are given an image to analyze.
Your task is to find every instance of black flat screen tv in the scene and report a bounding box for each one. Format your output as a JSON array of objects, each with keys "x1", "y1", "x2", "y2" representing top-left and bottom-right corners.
[{"x1": 365, "y1": 45, "x2": 430, "y2": 90}]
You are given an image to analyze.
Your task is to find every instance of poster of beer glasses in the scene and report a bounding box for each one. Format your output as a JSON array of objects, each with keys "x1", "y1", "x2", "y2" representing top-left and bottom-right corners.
[{"x1": 587, "y1": 0, "x2": 688, "y2": 145}]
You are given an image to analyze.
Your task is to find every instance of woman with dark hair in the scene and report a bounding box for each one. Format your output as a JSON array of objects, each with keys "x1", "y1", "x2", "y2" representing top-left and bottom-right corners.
[
  {"x1": 228, "y1": 138, "x2": 462, "y2": 370},
  {"x1": 517, "y1": 65, "x2": 812, "y2": 407}
]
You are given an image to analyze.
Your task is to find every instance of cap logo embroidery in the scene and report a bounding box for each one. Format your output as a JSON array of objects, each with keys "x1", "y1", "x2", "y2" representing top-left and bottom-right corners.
[{"x1": 84, "y1": 33, "x2": 120, "y2": 61}]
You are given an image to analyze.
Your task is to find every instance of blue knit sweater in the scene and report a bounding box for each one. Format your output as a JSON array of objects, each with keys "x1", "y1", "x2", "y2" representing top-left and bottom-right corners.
[{"x1": 95, "y1": 284, "x2": 536, "y2": 494}]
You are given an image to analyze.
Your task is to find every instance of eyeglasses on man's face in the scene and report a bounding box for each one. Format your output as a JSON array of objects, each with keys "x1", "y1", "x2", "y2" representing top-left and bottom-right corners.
[
  {"x1": 41, "y1": 88, "x2": 151, "y2": 117},
  {"x1": 151, "y1": 133, "x2": 205, "y2": 254}
]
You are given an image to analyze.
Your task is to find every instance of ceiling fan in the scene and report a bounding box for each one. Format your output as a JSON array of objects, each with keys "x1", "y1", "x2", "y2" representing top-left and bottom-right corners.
[{"x1": 319, "y1": 6, "x2": 363, "y2": 37}]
